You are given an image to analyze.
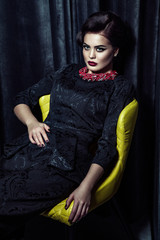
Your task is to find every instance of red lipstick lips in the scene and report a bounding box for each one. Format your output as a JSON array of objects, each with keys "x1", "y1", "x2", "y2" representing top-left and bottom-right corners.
[{"x1": 88, "y1": 61, "x2": 97, "y2": 66}]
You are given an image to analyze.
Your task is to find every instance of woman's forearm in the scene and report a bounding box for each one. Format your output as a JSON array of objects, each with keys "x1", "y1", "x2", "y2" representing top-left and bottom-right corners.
[
  {"x1": 80, "y1": 163, "x2": 104, "y2": 192},
  {"x1": 14, "y1": 104, "x2": 38, "y2": 126}
]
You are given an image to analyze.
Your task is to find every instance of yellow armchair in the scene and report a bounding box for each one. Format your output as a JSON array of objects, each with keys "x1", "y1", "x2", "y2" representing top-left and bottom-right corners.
[{"x1": 39, "y1": 95, "x2": 138, "y2": 226}]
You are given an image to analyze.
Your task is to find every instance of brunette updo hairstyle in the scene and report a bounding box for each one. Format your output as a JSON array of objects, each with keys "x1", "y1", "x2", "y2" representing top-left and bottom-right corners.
[{"x1": 77, "y1": 11, "x2": 133, "y2": 73}]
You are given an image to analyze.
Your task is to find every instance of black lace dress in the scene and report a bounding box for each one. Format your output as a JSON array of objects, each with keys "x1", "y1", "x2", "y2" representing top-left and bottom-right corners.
[{"x1": 0, "y1": 64, "x2": 134, "y2": 217}]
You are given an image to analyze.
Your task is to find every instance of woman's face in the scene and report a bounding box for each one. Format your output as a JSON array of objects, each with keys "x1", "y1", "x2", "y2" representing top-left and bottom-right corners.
[{"x1": 82, "y1": 32, "x2": 119, "y2": 74}]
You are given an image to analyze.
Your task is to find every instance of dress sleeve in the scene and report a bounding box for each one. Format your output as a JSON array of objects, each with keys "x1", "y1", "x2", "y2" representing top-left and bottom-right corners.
[
  {"x1": 13, "y1": 70, "x2": 55, "y2": 109},
  {"x1": 91, "y1": 76, "x2": 135, "y2": 170}
]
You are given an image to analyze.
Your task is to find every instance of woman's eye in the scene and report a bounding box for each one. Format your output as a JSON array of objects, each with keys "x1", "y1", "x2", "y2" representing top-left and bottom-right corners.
[
  {"x1": 83, "y1": 45, "x2": 90, "y2": 50},
  {"x1": 96, "y1": 48, "x2": 105, "y2": 52}
]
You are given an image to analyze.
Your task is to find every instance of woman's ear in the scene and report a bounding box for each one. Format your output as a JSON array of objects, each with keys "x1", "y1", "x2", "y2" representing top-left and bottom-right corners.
[{"x1": 114, "y1": 48, "x2": 119, "y2": 57}]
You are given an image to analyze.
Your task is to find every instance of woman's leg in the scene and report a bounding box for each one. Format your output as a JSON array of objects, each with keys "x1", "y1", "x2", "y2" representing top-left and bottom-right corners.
[{"x1": 0, "y1": 166, "x2": 77, "y2": 239}]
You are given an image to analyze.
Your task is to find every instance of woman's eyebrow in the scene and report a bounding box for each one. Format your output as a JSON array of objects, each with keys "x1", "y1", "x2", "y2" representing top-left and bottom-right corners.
[
  {"x1": 83, "y1": 43, "x2": 107, "y2": 48},
  {"x1": 95, "y1": 45, "x2": 107, "y2": 48},
  {"x1": 83, "y1": 42, "x2": 89, "y2": 45}
]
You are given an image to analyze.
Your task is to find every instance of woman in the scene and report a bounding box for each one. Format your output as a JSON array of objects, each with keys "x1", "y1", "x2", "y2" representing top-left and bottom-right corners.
[{"x1": 0, "y1": 11, "x2": 134, "y2": 238}]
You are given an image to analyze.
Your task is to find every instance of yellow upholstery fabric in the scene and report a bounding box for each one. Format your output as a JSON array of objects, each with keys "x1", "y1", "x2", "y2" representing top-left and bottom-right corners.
[
  {"x1": 39, "y1": 95, "x2": 51, "y2": 122},
  {"x1": 39, "y1": 95, "x2": 138, "y2": 226}
]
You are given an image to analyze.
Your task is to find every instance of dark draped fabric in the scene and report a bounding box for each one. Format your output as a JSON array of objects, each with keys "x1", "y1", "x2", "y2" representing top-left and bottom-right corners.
[
  {"x1": 99, "y1": 1, "x2": 160, "y2": 240},
  {"x1": 0, "y1": 0, "x2": 159, "y2": 239},
  {"x1": 0, "y1": 0, "x2": 99, "y2": 144}
]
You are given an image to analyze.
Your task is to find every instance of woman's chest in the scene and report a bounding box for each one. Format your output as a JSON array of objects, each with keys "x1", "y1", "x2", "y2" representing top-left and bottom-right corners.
[{"x1": 51, "y1": 76, "x2": 114, "y2": 119}]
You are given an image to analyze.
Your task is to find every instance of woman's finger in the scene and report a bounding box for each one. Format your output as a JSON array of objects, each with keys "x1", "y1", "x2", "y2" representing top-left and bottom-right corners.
[
  {"x1": 85, "y1": 206, "x2": 89, "y2": 216},
  {"x1": 79, "y1": 204, "x2": 87, "y2": 220},
  {"x1": 80, "y1": 204, "x2": 90, "y2": 221},
  {"x1": 32, "y1": 133, "x2": 41, "y2": 146},
  {"x1": 29, "y1": 131, "x2": 37, "y2": 144},
  {"x1": 43, "y1": 123, "x2": 50, "y2": 132},
  {"x1": 36, "y1": 132, "x2": 45, "y2": 146},
  {"x1": 29, "y1": 134, "x2": 36, "y2": 144},
  {"x1": 69, "y1": 201, "x2": 79, "y2": 223},
  {"x1": 72, "y1": 203, "x2": 84, "y2": 223},
  {"x1": 65, "y1": 194, "x2": 74, "y2": 210},
  {"x1": 40, "y1": 128, "x2": 49, "y2": 143}
]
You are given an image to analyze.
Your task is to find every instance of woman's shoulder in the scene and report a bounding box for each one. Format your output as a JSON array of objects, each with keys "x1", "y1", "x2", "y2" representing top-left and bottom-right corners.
[
  {"x1": 114, "y1": 74, "x2": 130, "y2": 83},
  {"x1": 114, "y1": 74, "x2": 133, "y2": 88},
  {"x1": 55, "y1": 63, "x2": 79, "y2": 74},
  {"x1": 113, "y1": 74, "x2": 135, "y2": 97}
]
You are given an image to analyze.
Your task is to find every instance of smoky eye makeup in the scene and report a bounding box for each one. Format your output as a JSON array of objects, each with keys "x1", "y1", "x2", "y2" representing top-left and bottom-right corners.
[
  {"x1": 96, "y1": 46, "x2": 107, "y2": 52},
  {"x1": 82, "y1": 43, "x2": 107, "y2": 52},
  {"x1": 82, "y1": 43, "x2": 90, "y2": 50}
]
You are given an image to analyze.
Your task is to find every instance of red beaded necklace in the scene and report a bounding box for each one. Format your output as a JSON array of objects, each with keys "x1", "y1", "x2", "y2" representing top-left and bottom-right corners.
[{"x1": 79, "y1": 67, "x2": 118, "y2": 82}]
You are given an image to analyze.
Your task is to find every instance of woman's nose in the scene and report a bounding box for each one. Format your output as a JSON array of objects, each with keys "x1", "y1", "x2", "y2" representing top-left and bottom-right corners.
[{"x1": 89, "y1": 49, "x2": 96, "y2": 59}]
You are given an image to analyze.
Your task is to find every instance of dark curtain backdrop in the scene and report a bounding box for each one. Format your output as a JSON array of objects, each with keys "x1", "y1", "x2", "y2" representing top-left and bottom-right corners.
[
  {"x1": 0, "y1": 0, "x2": 159, "y2": 240},
  {"x1": 99, "y1": 1, "x2": 160, "y2": 240}
]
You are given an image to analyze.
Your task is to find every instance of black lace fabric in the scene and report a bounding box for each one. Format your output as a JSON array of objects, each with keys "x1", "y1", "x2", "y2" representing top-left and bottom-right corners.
[{"x1": 0, "y1": 64, "x2": 134, "y2": 216}]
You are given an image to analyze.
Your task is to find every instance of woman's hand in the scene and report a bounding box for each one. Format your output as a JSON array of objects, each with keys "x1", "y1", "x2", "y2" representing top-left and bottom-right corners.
[
  {"x1": 27, "y1": 121, "x2": 50, "y2": 147},
  {"x1": 65, "y1": 184, "x2": 91, "y2": 223},
  {"x1": 14, "y1": 104, "x2": 50, "y2": 147},
  {"x1": 65, "y1": 164, "x2": 104, "y2": 224}
]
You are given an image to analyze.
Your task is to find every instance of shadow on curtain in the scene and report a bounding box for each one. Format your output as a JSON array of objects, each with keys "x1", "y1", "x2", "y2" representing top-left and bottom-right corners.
[{"x1": 0, "y1": 0, "x2": 160, "y2": 240}]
